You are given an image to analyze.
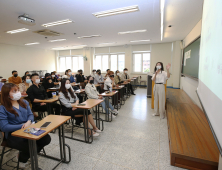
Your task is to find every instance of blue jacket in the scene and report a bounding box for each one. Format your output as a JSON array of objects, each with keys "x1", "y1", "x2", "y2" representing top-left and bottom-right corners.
[
  {"x1": 70, "y1": 76, "x2": 75, "y2": 83},
  {"x1": 0, "y1": 100, "x2": 34, "y2": 138}
]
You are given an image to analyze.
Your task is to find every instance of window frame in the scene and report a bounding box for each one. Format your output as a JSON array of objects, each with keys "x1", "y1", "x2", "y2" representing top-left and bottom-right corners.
[
  {"x1": 94, "y1": 53, "x2": 125, "y2": 73},
  {"x1": 58, "y1": 55, "x2": 84, "y2": 73},
  {"x1": 132, "y1": 51, "x2": 151, "y2": 74}
]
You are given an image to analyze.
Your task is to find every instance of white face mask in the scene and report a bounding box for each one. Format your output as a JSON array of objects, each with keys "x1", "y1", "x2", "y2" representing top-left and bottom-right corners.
[
  {"x1": 125, "y1": 71, "x2": 128, "y2": 73},
  {"x1": 0, "y1": 79, "x2": 2, "y2": 82},
  {"x1": 52, "y1": 75, "x2": 55, "y2": 77},
  {"x1": 11, "y1": 92, "x2": 21, "y2": 101},
  {"x1": 68, "y1": 72, "x2": 72, "y2": 76},
  {"x1": 65, "y1": 84, "x2": 71, "y2": 89},
  {"x1": 156, "y1": 65, "x2": 161, "y2": 70},
  {"x1": 117, "y1": 73, "x2": 120, "y2": 76},
  {"x1": 35, "y1": 79, "x2": 40, "y2": 84}
]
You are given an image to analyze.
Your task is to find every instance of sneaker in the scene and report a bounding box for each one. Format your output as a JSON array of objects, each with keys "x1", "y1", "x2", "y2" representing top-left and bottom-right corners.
[
  {"x1": 14, "y1": 157, "x2": 29, "y2": 169},
  {"x1": 109, "y1": 114, "x2": 116, "y2": 119},
  {"x1": 94, "y1": 129, "x2": 102, "y2": 133},
  {"x1": 112, "y1": 109, "x2": 119, "y2": 115},
  {"x1": 152, "y1": 114, "x2": 160, "y2": 116},
  {"x1": 93, "y1": 132, "x2": 100, "y2": 137}
]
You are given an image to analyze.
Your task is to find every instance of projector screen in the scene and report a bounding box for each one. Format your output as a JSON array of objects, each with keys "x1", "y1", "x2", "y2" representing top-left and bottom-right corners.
[{"x1": 197, "y1": 0, "x2": 222, "y2": 154}]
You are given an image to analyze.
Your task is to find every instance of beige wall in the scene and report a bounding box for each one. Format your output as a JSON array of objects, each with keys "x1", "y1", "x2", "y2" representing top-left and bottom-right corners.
[
  {"x1": 219, "y1": 154, "x2": 222, "y2": 170},
  {"x1": 180, "y1": 19, "x2": 202, "y2": 108},
  {"x1": 0, "y1": 43, "x2": 56, "y2": 79}
]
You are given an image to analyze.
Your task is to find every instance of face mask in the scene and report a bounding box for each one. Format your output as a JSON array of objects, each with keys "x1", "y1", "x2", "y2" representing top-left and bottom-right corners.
[
  {"x1": 98, "y1": 72, "x2": 101, "y2": 75},
  {"x1": 156, "y1": 65, "x2": 161, "y2": 70},
  {"x1": 14, "y1": 74, "x2": 18, "y2": 77},
  {"x1": 124, "y1": 71, "x2": 128, "y2": 74},
  {"x1": 11, "y1": 92, "x2": 21, "y2": 101},
  {"x1": 80, "y1": 72, "x2": 82, "y2": 75},
  {"x1": 110, "y1": 75, "x2": 114, "y2": 78},
  {"x1": 93, "y1": 72, "x2": 96, "y2": 74},
  {"x1": 65, "y1": 84, "x2": 71, "y2": 89},
  {"x1": 117, "y1": 73, "x2": 120, "y2": 76},
  {"x1": 0, "y1": 79, "x2": 2, "y2": 82},
  {"x1": 68, "y1": 72, "x2": 72, "y2": 76},
  {"x1": 52, "y1": 75, "x2": 55, "y2": 77},
  {"x1": 35, "y1": 79, "x2": 40, "y2": 84},
  {"x1": 26, "y1": 79, "x2": 31, "y2": 84},
  {"x1": 90, "y1": 80, "x2": 94, "y2": 84}
]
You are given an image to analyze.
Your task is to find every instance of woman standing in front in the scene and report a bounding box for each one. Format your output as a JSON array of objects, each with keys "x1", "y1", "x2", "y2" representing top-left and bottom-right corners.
[{"x1": 152, "y1": 62, "x2": 171, "y2": 119}]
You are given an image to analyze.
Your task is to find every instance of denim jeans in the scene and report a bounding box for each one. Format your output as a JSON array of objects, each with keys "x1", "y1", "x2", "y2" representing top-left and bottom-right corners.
[{"x1": 100, "y1": 98, "x2": 114, "y2": 114}]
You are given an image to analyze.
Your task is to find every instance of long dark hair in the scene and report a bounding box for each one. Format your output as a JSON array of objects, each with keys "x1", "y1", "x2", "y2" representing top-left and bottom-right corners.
[
  {"x1": 154, "y1": 62, "x2": 164, "y2": 73},
  {"x1": 1, "y1": 83, "x2": 27, "y2": 116},
  {"x1": 60, "y1": 79, "x2": 75, "y2": 100}
]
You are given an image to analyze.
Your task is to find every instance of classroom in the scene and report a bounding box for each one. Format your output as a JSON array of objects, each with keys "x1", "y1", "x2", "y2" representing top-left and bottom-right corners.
[{"x1": 0, "y1": 0, "x2": 222, "y2": 170}]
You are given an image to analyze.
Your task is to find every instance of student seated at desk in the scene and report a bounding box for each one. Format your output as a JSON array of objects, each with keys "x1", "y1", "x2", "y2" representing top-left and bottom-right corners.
[
  {"x1": 85, "y1": 76, "x2": 118, "y2": 118},
  {"x1": 104, "y1": 71, "x2": 115, "y2": 91},
  {"x1": 65, "y1": 69, "x2": 76, "y2": 83},
  {"x1": 24, "y1": 71, "x2": 30, "y2": 76},
  {"x1": 0, "y1": 76, "x2": 4, "y2": 91},
  {"x1": 42, "y1": 73, "x2": 55, "y2": 98},
  {"x1": 51, "y1": 72, "x2": 59, "y2": 83},
  {"x1": 94, "y1": 70, "x2": 104, "y2": 84},
  {"x1": 27, "y1": 73, "x2": 60, "y2": 115},
  {"x1": 19, "y1": 75, "x2": 32, "y2": 95},
  {"x1": 0, "y1": 83, "x2": 51, "y2": 169},
  {"x1": 76, "y1": 69, "x2": 86, "y2": 83},
  {"x1": 104, "y1": 69, "x2": 110, "y2": 78},
  {"x1": 121, "y1": 68, "x2": 135, "y2": 95},
  {"x1": 59, "y1": 78, "x2": 101, "y2": 136},
  {"x1": 91, "y1": 69, "x2": 96, "y2": 78},
  {"x1": 8, "y1": 70, "x2": 22, "y2": 85},
  {"x1": 114, "y1": 70, "x2": 124, "y2": 85}
]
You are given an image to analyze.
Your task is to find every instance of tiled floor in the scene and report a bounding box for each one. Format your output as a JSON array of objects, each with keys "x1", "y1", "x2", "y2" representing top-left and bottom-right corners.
[{"x1": 1, "y1": 88, "x2": 185, "y2": 170}]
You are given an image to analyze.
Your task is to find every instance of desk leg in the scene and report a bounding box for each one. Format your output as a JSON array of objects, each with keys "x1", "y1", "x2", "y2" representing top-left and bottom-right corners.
[
  {"x1": 28, "y1": 140, "x2": 38, "y2": 170},
  {"x1": 61, "y1": 125, "x2": 66, "y2": 161},
  {"x1": 116, "y1": 92, "x2": 118, "y2": 111}
]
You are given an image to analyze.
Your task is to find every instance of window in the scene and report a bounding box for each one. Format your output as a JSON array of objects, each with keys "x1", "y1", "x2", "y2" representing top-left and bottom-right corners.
[
  {"x1": 58, "y1": 56, "x2": 84, "y2": 72},
  {"x1": 133, "y1": 52, "x2": 150, "y2": 73},
  {"x1": 95, "y1": 54, "x2": 125, "y2": 72}
]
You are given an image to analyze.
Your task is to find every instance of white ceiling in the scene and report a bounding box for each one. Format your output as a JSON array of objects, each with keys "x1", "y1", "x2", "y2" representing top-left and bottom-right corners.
[{"x1": 0, "y1": 0, "x2": 203, "y2": 50}]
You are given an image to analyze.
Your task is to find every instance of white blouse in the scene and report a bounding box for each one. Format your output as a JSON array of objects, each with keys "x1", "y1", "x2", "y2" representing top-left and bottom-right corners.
[
  {"x1": 151, "y1": 71, "x2": 168, "y2": 84},
  {"x1": 104, "y1": 77, "x2": 112, "y2": 90}
]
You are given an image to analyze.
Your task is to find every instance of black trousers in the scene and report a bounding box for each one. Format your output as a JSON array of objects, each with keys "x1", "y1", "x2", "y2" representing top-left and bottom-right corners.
[
  {"x1": 129, "y1": 84, "x2": 134, "y2": 94},
  {"x1": 7, "y1": 134, "x2": 51, "y2": 163},
  {"x1": 33, "y1": 103, "x2": 60, "y2": 115}
]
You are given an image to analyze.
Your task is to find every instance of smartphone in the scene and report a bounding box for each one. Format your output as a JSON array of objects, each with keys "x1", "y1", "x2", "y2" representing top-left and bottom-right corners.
[
  {"x1": 77, "y1": 104, "x2": 86, "y2": 106},
  {"x1": 40, "y1": 122, "x2": 51, "y2": 128}
]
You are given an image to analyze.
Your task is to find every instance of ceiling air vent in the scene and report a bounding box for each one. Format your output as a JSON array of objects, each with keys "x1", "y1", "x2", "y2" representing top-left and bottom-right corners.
[{"x1": 33, "y1": 29, "x2": 61, "y2": 36}]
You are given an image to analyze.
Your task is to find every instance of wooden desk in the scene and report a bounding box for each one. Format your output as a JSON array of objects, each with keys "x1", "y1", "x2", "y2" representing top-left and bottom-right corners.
[
  {"x1": 39, "y1": 96, "x2": 59, "y2": 115},
  {"x1": 47, "y1": 87, "x2": 60, "y2": 92},
  {"x1": 99, "y1": 91, "x2": 118, "y2": 122},
  {"x1": 74, "y1": 89, "x2": 85, "y2": 94},
  {"x1": 68, "y1": 99, "x2": 104, "y2": 143},
  {"x1": 95, "y1": 84, "x2": 100, "y2": 87},
  {"x1": 12, "y1": 115, "x2": 71, "y2": 170}
]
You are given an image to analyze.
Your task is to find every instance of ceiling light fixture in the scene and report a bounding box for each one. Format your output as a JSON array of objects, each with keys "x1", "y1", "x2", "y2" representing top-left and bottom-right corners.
[
  {"x1": 160, "y1": 0, "x2": 165, "y2": 41},
  {"x1": 118, "y1": 29, "x2": 147, "y2": 35},
  {"x1": 72, "y1": 45, "x2": 87, "y2": 48},
  {"x1": 52, "y1": 45, "x2": 87, "y2": 50},
  {"x1": 6, "y1": 28, "x2": 29, "y2": 34},
  {"x1": 78, "y1": 35, "x2": 101, "y2": 39},
  {"x1": 42, "y1": 19, "x2": 74, "y2": 27},
  {"x1": 98, "y1": 42, "x2": 116, "y2": 45},
  {"x1": 48, "y1": 39, "x2": 66, "y2": 42},
  {"x1": 130, "y1": 40, "x2": 150, "y2": 42},
  {"x1": 93, "y1": 5, "x2": 139, "y2": 18},
  {"x1": 25, "y1": 42, "x2": 39, "y2": 45}
]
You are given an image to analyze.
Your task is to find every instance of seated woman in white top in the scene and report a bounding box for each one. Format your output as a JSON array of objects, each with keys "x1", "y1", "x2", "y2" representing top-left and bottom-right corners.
[
  {"x1": 152, "y1": 62, "x2": 171, "y2": 119},
  {"x1": 59, "y1": 78, "x2": 101, "y2": 136},
  {"x1": 85, "y1": 76, "x2": 118, "y2": 118},
  {"x1": 104, "y1": 71, "x2": 115, "y2": 91},
  {"x1": 18, "y1": 75, "x2": 32, "y2": 95}
]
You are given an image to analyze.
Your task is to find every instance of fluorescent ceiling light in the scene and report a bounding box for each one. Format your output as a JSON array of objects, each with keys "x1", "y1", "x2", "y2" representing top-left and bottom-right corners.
[
  {"x1": 98, "y1": 42, "x2": 116, "y2": 45},
  {"x1": 52, "y1": 45, "x2": 87, "y2": 50},
  {"x1": 93, "y1": 5, "x2": 139, "y2": 18},
  {"x1": 25, "y1": 42, "x2": 39, "y2": 45},
  {"x1": 130, "y1": 40, "x2": 150, "y2": 42},
  {"x1": 160, "y1": 0, "x2": 165, "y2": 41},
  {"x1": 78, "y1": 35, "x2": 101, "y2": 39},
  {"x1": 48, "y1": 39, "x2": 66, "y2": 42},
  {"x1": 42, "y1": 19, "x2": 74, "y2": 27},
  {"x1": 6, "y1": 28, "x2": 29, "y2": 34},
  {"x1": 118, "y1": 29, "x2": 146, "y2": 35}
]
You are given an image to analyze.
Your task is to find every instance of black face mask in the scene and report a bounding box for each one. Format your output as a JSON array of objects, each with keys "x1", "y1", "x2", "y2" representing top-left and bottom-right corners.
[
  {"x1": 14, "y1": 74, "x2": 18, "y2": 77},
  {"x1": 110, "y1": 75, "x2": 114, "y2": 78},
  {"x1": 98, "y1": 72, "x2": 101, "y2": 75},
  {"x1": 80, "y1": 72, "x2": 82, "y2": 75},
  {"x1": 90, "y1": 80, "x2": 94, "y2": 84}
]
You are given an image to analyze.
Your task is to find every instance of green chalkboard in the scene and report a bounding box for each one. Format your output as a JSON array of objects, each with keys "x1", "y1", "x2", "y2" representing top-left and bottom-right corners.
[{"x1": 182, "y1": 37, "x2": 200, "y2": 79}]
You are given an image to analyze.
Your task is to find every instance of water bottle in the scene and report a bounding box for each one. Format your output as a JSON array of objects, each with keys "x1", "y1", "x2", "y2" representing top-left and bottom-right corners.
[{"x1": 110, "y1": 87, "x2": 112, "y2": 92}]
